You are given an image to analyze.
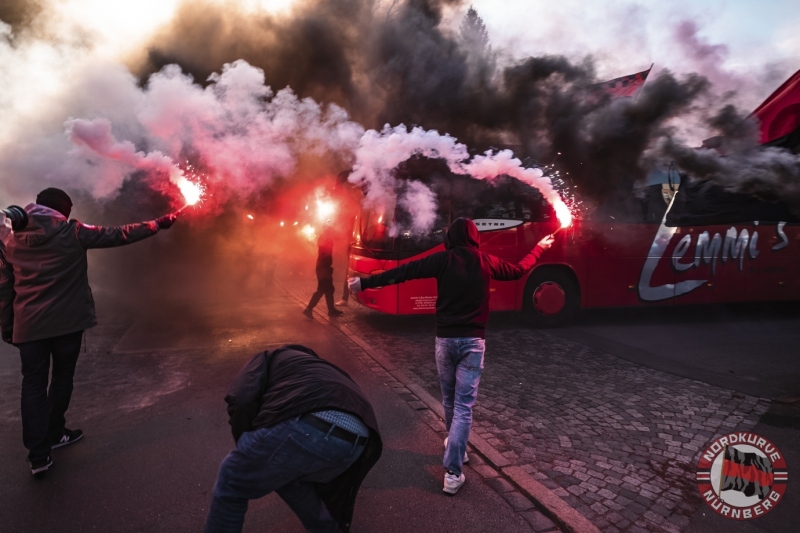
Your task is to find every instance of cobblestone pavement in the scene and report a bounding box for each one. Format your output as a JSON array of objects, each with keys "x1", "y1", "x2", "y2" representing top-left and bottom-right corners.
[{"x1": 291, "y1": 282, "x2": 771, "y2": 533}]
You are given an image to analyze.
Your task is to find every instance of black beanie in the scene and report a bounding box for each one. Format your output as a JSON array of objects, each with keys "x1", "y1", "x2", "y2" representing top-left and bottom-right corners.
[{"x1": 36, "y1": 188, "x2": 73, "y2": 218}]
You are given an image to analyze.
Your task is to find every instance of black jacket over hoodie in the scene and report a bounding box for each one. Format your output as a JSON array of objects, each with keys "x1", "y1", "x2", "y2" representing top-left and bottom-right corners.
[
  {"x1": 359, "y1": 218, "x2": 544, "y2": 338},
  {"x1": 224, "y1": 345, "x2": 382, "y2": 533}
]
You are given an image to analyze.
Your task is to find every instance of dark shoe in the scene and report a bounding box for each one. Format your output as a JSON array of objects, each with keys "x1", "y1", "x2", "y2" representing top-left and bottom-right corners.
[
  {"x1": 52, "y1": 428, "x2": 83, "y2": 449},
  {"x1": 302, "y1": 309, "x2": 314, "y2": 319},
  {"x1": 328, "y1": 309, "x2": 344, "y2": 317},
  {"x1": 29, "y1": 456, "x2": 53, "y2": 476}
]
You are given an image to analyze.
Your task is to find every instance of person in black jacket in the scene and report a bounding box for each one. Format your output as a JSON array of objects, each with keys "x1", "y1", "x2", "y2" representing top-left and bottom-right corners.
[
  {"x1": 348, "y1": 218, "x2": 554, "y2": 495},
  {"x1": 205, "y1": 344, "x2": 382, "y2": 533},
  {"x1": 304, "y1": 225, "x2": 343, "y2": 318}
]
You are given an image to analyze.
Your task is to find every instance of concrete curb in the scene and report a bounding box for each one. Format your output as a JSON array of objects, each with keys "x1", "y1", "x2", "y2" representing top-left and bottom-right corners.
[
  {"x1": 283, "y1": 285, "x2": 599, "y2": 533},
  {"x1": 503, "y1": 467, "x2": 601, "y2": 533}
]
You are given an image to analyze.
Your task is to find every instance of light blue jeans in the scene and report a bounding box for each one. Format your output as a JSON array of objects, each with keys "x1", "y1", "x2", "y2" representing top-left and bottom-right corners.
[
  {"x1": 435, "y1": 336, "x2": 485, "y2": 476},
  {"x1": 205, "y1": 417, "x2": 365, "y2": 533}
]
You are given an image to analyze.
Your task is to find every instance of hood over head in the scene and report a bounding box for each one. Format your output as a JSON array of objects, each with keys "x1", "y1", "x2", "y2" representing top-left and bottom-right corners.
[
  {"x1": 13, "y1": 203, "x2": 70, "y2": 247},
  {"x1": 444, "y1": 218, "x2": 479, "y2": 250},
  {"x1": 36, "y1": 188, "x2": 72, "y2": 218}
]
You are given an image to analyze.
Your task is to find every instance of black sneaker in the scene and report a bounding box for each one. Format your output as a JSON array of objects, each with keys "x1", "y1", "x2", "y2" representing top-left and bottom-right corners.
[
  {"x1": 302, "y1": 309, "x2": 314, "y2": 319},
  {"x1": 29, "y1": 456, "x2": 53, "y2": 476},
  {"x1": 328, "y1": 309, "x2": 344, "y2": 317},
  {"x1": 52, "y1": 428, "x2": 83, "y2": 449}
]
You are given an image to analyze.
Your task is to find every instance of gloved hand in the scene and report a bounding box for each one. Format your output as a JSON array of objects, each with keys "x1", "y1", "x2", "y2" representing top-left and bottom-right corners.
[
  {"x1": 348, "y1": 277, "x2": 362, "y2": 294},
  {"x1": 0, "y1": 213, "x2": 11, "y2": 242},
  {"x1": 537, "y1": 234, "x2": 555, "y2": 251},
  {"x1": 155, "y1": 212, "x2": 179, "y2": 230},
  {"x1": 2, "y1": 329, "x2": 13, "y2": 344}
]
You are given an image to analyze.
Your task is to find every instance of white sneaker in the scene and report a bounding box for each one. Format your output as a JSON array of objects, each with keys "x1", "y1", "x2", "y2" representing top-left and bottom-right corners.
[
  {"x1": 444, "y1": 437, "x2": 469, "y2": 464},
  {"x1": 443, "y1": 471, "x2": 466, "y2": 494}
]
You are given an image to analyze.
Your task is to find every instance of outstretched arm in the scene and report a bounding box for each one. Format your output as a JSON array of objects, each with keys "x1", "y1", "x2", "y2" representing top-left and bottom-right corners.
[
  {"x1": 350, "y1": 252, "x2": 447, "y2": 293},
  {"x1": 76, "y1": 213, "x2": 179, "y2": 249},
  {"x1": 489, "y1": 234, "x2": 555, "y2": 281}
]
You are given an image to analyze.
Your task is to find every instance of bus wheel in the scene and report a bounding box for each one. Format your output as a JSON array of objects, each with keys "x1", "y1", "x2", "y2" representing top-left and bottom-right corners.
[{"x1": 523, "y1": 269, "x2": 579, "y2": 327}]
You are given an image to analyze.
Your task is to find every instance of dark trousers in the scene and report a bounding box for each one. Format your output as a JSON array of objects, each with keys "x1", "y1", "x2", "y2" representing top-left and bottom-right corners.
[
  {"x1": 306, "y1": 277, "x2": 335, "y2": 313},
  {"x1": 205, "y1": 417, "x2": 366, "y2": 532},
  {"x1": 18, "y1": 331, "x2": 83, "y2": 461}
]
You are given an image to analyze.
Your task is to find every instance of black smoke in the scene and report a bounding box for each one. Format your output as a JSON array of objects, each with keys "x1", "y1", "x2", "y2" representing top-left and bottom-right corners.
[
  {"x1": 0, "y1": 0, "x2": 43, "y2": 34},
  {"x1": 132, "y1": 0, "x2": 792, "y2": 208}
]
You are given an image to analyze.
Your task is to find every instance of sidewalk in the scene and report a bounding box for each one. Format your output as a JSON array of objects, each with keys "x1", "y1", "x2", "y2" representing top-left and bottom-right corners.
[
  {"x1": 284, "y1": 278, "x2": 786, "y2": 533},
  {"x1": 285, "y1": 282, "x2": 598, "y2": 533},
  {"x1": 0, "y1": 285, "x2": 552, "y2": 532}
]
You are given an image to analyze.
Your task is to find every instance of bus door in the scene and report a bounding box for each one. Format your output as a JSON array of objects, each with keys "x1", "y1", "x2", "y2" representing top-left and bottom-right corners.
[{"x1": 475, "y1": 221, "x2": 526, "y2": 311}]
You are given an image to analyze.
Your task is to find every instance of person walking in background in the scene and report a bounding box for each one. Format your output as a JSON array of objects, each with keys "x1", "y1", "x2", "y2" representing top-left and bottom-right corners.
[
  {"x1": 334, "y1": 237, "x2": 353, "y2": 308},
  {"x1": 303, "y1": 224, "x2": 343, "y2": 318},
  {"x1": 205, "y1": 344, "x2": 382, "y2": 533},
  {"x1": 0, "y1": 187, "x2": 179, "y2": 476},
  {"x1": 348, "y1": 217, "x2": 554, "y2": 495}
]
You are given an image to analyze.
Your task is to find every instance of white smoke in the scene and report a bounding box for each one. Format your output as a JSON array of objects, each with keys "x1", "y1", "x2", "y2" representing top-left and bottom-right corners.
[
  {"x1": 66, "y1": 117, "x2": 181, "y2": 198},
  {"x1": 1, "y1": 59, "x2": 365, "y2": 206},
  {"x1": 350, "y1": 124, "x2": 565, "y2": 235},
  {"x1": 395, "y1": 180, "x2": 439, "y2": 237}
]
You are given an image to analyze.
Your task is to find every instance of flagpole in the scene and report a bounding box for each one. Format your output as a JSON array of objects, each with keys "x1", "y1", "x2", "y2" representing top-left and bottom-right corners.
[{"x1": 634, "y1": 63, "x2": 654, "y2": 103}]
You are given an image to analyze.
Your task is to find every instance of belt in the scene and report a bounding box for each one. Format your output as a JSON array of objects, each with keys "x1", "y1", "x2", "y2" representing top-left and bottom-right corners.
[{"x1": 299, "y1": 413, "x2": 369, "y2": 447}]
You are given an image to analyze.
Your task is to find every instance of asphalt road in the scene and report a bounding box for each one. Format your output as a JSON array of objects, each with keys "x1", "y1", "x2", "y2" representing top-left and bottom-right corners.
[
  {"x1": 2, "y1": 273, "x2": 797, "y2": 533},
  {"x1": 0, "y1": 290, "x2": 535, "y2": 533},
  {"x1": 553, "y1": 302, "x2": 800, "y2": 400}
]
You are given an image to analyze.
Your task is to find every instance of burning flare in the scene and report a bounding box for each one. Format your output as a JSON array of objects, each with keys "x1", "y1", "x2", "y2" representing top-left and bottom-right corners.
[
  {"x1": 301, "y1": 224, "x2": 316, "y2": 240},
  {"x1": 553, "y1": 199, "x2": 573, "y2": 229},
  {"x1": 177, "y1": 176, "x2": 204, "y2": 206},
  {"x1": 316, "y1": 199, "x2": 336, "y2": 222}
]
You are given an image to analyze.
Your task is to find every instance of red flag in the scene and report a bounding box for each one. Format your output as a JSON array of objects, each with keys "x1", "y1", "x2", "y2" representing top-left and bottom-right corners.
[
  {"x1": 752, "y1": 69, "x2": 800, "y2": 144},
  {"x1": 596, "y1": 66, "x2": 652, "y2": 99}
]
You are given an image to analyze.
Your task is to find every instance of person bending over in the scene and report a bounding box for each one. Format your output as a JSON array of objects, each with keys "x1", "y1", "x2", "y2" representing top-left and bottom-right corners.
[{"x1": 206, "y1": 344, "x2": 382, "y2": 533}]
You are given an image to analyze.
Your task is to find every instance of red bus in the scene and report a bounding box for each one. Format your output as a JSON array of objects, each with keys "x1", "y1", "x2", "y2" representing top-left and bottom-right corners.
[{"x1": 346, "y1": 166, "x2": 800, "y2": 325}]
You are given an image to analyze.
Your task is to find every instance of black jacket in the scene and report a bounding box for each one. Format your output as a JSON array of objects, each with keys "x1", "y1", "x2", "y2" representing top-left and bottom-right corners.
[
  {"x1": 315, "y1": 229, "x2": 334, "y2": 281},
  {"x1": 359, "y1": 218, "x2": 544, "y2": 338},
  {"x1": 224, "y1": 345, "x2": 382, "y2": 532}
]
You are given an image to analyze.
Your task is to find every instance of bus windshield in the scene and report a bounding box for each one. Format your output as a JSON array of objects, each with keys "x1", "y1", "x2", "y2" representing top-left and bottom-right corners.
[{"x1": 352, "y1": 167, "x2": 556, "y2": 258}]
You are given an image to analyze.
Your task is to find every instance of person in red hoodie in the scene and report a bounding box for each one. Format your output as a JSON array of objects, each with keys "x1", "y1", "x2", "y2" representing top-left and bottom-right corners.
[
  {"x1": 348, "y1": 217, "x2": 554, "y2": 494},
  {"x1": 0, "y1": 188, "x2": 179, "y2": 475}
]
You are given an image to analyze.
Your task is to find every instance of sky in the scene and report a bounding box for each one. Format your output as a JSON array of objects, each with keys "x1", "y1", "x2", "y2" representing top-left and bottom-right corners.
[
  {"x1": 0, "y1": 0, "x2": 798, "y2": 206},
  {"x1": 2, "y1": 0, "x2": 797, "y2": 146},
  {"x1": 470, "y1": 0, "x2": 798, "y2": 106}
]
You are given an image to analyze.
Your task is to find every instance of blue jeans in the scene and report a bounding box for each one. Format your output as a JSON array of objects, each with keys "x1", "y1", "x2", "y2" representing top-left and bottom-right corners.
[
  {"x1": 435, "y1": 337, "x2": 485, "y2": 476},
  {"x1": 205, "y1": 417, "x2": 366, "y2": 533},
  {"x1": 18, "y1": 331, "x2": 83, "y2": 461}
]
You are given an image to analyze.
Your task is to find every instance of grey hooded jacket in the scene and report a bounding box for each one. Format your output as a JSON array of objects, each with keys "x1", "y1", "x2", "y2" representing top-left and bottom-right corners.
[{"x1": 0, "y1": 204, "x2": 160, "y2": 343}]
